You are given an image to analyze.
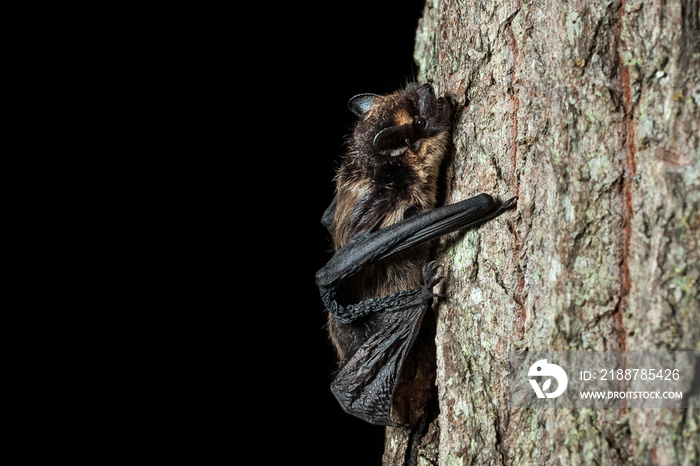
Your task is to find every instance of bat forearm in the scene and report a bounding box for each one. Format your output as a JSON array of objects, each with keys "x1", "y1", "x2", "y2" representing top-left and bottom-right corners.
[{"x1": 316, "y1": 194, "x2": 514, "y2": 299}]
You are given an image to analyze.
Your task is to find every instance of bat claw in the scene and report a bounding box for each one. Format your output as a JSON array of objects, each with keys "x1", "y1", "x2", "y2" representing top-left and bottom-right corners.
[{"x1": 501, "y1": 196, "x2": 518, "y2": 210}]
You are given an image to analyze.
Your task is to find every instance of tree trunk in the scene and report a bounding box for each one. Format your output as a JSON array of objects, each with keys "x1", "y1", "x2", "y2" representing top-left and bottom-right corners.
[{"x1": 385, "y1": 0, "x2": 699, "y2": 464}]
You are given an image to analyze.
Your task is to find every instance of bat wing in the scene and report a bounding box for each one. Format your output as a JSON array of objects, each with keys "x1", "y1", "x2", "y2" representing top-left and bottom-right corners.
[
  {"x1": 316, "y1": 193, "x2": 516, "y2": 322},
  {"x1": 330, "y1": 264, "x2": 438, "y2": 426},
  {"x1": 374, "y1": 194, "x2": 516, "y2": 261},
  {"x1": 321, "y1": 195, "x2": 337, "y2": 234}
]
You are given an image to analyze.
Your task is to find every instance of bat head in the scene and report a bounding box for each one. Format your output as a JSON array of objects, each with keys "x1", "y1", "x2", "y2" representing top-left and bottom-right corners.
[
  {"x1": 333, "y1": 83, "x2": 453, "y2": 247},
  {"x1": 347, "y1": 83, "x2": 451, "y2": 160}
]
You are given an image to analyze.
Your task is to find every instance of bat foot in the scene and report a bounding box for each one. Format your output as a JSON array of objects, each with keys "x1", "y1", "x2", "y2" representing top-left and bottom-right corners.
[
  {"x1": 421, "y1": 261, "x2": 443, "y2": 301},
  {"x1": 421, "y1": 261, "x2": 442, "y2": 288}
]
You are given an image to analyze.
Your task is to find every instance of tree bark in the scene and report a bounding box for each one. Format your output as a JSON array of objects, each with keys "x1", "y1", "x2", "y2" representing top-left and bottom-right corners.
[{"x1": 385, "y1": 0, "x2": 699, "y2": 464}]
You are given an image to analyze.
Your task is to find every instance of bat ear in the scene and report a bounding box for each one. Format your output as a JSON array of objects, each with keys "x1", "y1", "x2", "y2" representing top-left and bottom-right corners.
[
  {"x1": 348, "y1": 93, "x2": 379, "y2": 117},
  {"x1": 416, "y1": 83, "x2": 436, "y2": 115},
  {"x1": 373, "y1": 124, "x2": 413, "y2": 153}
]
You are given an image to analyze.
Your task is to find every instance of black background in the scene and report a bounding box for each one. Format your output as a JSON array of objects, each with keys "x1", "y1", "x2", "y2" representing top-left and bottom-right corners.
[
  {"x1": 33, "y1": 2, "x2": 428, "y2": 462},
  {"x1": 269, "y1": 1, "x2": 428, "y2": 463}
]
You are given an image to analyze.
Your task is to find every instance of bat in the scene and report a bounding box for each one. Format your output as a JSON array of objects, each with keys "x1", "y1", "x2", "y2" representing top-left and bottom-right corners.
[{"x1": 317, "y1": 82, "x2": 516, "y2": 426}]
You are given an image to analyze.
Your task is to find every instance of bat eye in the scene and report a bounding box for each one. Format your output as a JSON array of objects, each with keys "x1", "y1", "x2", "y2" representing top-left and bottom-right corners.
[{"x1": 413, "y1": 116, "x2": 427, "y2": 129}]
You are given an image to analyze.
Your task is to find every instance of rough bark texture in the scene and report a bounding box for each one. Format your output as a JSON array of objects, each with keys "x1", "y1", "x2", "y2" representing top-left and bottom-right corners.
[{"x1": 385, "y1": 0, "x2": 700, "y2": 464}]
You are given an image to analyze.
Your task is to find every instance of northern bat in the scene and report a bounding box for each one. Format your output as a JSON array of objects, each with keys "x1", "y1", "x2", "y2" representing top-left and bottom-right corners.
[{"x1": 317, "y1": 82, "x2": 516, "y2": 426}]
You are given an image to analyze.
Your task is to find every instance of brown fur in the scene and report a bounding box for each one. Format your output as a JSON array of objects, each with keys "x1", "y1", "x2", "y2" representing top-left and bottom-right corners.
[{"x1": 328, "y1": 83, "x2": 451, "y2": 363}]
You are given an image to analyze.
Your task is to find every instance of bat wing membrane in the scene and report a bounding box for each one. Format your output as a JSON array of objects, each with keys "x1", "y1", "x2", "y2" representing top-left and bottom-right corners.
[
  {"x1": 375, "y1": 195, "x2": 516, "y2": 261},
  {"x1": 316, "y1": 194, "x2": 514, "y2": 290},
  {"x1": 321, "y1": 195, "x2": 337, "y2": 234},
  {"x1": 330, "y1": 270, "x2": 434, "y2": 426}
]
